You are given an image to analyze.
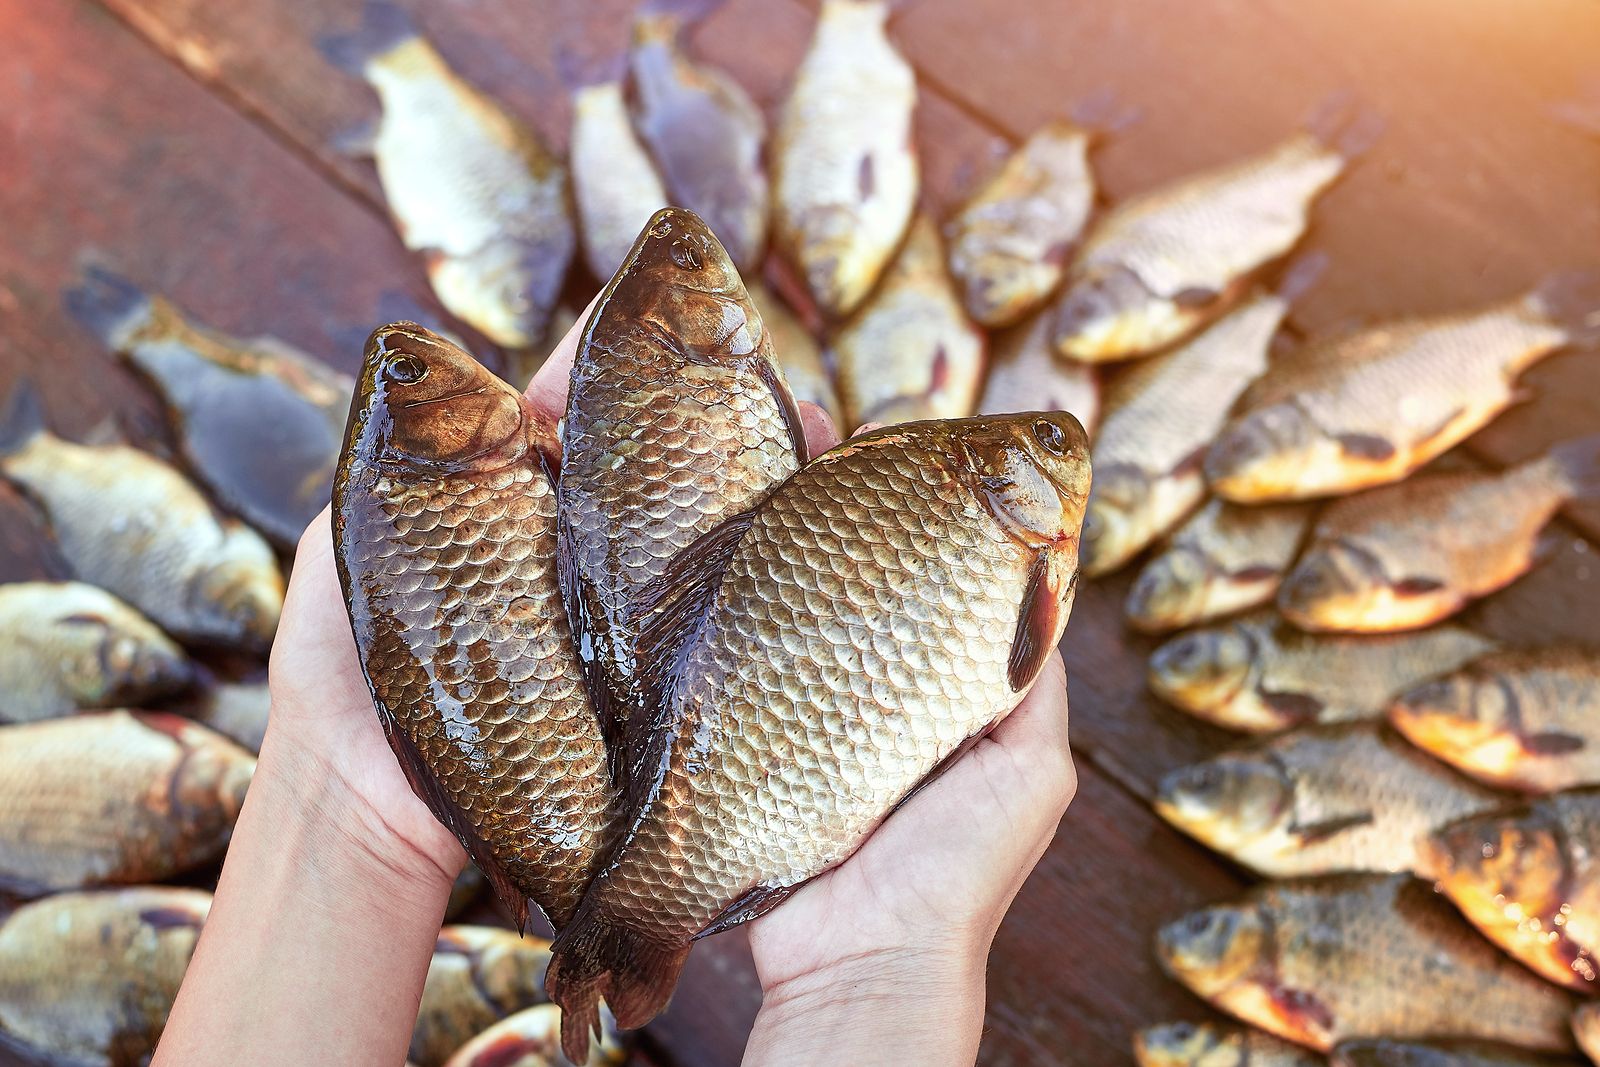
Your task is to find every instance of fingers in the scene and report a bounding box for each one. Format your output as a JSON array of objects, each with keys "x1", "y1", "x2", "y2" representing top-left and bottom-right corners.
[
  {"x1": 522, "y1": 294, "x2": 601, "y2": 422},
  {"x1": 798, "y1": 401, "x2": 841, "y2": 455},
  {"x1": 987, "y1": 652, "x2": 1077, "y2": 815}
]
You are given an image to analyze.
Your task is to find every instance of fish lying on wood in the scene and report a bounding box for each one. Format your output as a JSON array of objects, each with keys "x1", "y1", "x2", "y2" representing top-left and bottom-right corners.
[
  {"x1": 1134, "y1": 1020, "x2": 1322, "y2": 1066},
  {"x1": 1331, "y1": 1039, "x2": 1578, "y2": 1067},
  {"x1": 411, "y1": 926, "x2": 553, "y2": 1067},
  {"x1": 0, "y1": 580, "x2": 191, "y2": 723},
  {"x1": 569, "y1": 81, "x2": 668, "y2": 282},
  {"x1": 978, "y1": 310, "x2": 1101, "y2": 436},
  {"x1": 749, "y1": 279, "x2": 843, "y2": 428},
  {"x1": 441, "y1": 1004, "x2": 623, "y2": 1067},
  {"x1": 334, "y1": 323, "x2": 611, "y2": 931},
  {"x1": 186, "y1": 679, "x2": 271, "y2": 754}
]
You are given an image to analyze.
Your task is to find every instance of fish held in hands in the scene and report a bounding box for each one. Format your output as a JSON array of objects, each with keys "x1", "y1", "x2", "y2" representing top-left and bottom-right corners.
[
  {"x1": 411, "y1": 926, "x2": 553, "y2": 1067},
  {"x1": 546, "y1": 413, "x2": 1090, "y2": 1060},
  {"x1": 323, "y1": 1, "x2": 574, "y2": 347},
  {"x1": 1277, "y1": 436, "x2": 1600, "y2": 633},
  {"x1": 334, "y1": 323, "x2": 610, "y2": 931},
  {"x1": 1134, "y1": 1021, "x2": 1322, "y2": 1067},
  {"x1": 0, "y1": 385, "x2": 284, "y2": 650},
  {"x1": 570, "y1": 81, "x2": 669, "y2": 282},
  {"x1": 774, "y1": 0, "x2": 918, "y2": 318},
  {"x1": 979, "y1": 310, "x2": 1101, "y2": 435},
  {"x1": 1389, "y1": 646, "x2": 1600, "y2": 793},
  {"x1": 0, "y1": 580, "x2": 192, "y2": 724}
]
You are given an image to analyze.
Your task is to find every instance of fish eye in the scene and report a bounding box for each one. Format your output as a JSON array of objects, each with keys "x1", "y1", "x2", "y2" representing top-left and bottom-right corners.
[
  {"x1": 1032, "y1": 419, "x2": 1067, "y2": 456},
  {"x1": 669, "y1": 237, "x2": 704, "y2": 271},
  {"x1": 384, "y1": 355, "x2": 427, "y2": 385}
]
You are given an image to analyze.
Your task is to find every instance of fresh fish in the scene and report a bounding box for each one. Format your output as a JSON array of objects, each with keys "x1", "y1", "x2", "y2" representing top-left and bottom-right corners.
[
  {"x1": 1156, "y1": 874, "x2": 1575, "y2": 1053},
  {"x1": 0, "y1": 580, "x2": 192, "y2": 723},
  {"x1": 946, "y1": 121, "x2": 1097, "y2": 327},
  {"x1": 0, "y1": 710, "x2": 253, "y2": 896},
  {"x1": 187, "y1": 679, "x2": 271, "y2": 753},
  {"x1": 570, "y1": 81, "x2": 668, "y2": 281},
  {"x1": 1332, "y1": 1039, "x2": 1576, "y2": 1067},
  {"x1": 978, "y1": 309, "x2": 1101, "y2": 435},
  {"x1": 1207, "y1": 275, "x2": 1600, "y2": 502},
  {"x1": 627, "y1": 12, "x2": 768, "y2": 272},
  {"x1": 0, "y1": 887, "x2": 209, "y2": 1067},
  {"x1": 0, "y1": 386, "x2": 284, "y2": 650},
  {"x1": 441, "y1": 1004, "x2": 623, "y2": 1067},
  {"x1": 1389, "y1": 647, "x2": 1600, "y2": 793},
  {"x1": 334, "y1": 323, "x2": 611, "y2": 931},
  {"x1": 68, "y1": 266, "x2": 354, "y2": 548},
  {"x1": 547, "y1": 413, "x2": 1090, "y2": 1058},
  {"x1": 412, "y1": 926, "x2": 553, "y2": 1067},
  {"x1": 323, "y1": 2, "x2": 574, "y2": 347},
  {"x1": 558, "y1": 208, "x2": 805, "y2": 778},
  {"x1": 1155, "y1": 721, "x2": 1501, "y2": 877},
  {"x1": 750, "y1": 280, "x2": 844, "y2": 428},
  {"x1": 1278, "y1": 437, "x2": 1600, "y2": 633},
  {"x1": 1081, "y1": 288, "x2": 1291, "y2": 575},
  {"x1": 1134, "y1": 1021, "x2": 1322, "y2": 1067},
  {"x1": 1126, "y1": 499, "x2": 1313, "y2": 633},
  {"x1": 1574, "y1": 1002, "x2": 1600, "y2": 1063},
  {"x1": 1422, "y1": 790, "x2": 1600, "y2": 992},
  {"x1": 774, "y1": 0, "x2": 918, "y2": 318},
  {"x1": 1050, "y1": 112, "x2": 1357, "y2": 362},
  {"x1": 831, "y1": 215, "x2": 986, "y2": 429},
  {"x1": 1148, "y1": 611, "x2": 1496, "y2": 734}
]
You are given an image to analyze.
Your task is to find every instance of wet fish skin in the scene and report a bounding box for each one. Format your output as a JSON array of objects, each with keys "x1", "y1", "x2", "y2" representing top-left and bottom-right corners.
[
  {"x1": 832, "y1": 215, "x2": 986, "y2": 430},
  {"x1": 946, "y1": 121, "x2": 1096, "y2": 328},
  {"x1": 774, "y1": 0, "x2": 918, "y2": 318},
  {"x1": 570, "y1": 81, "x2": 669, "y2": 282},
  {"x1": 978, "y1": 309, "x2": 1101, "y2": 436},
  {"x1": 1081, "y1": 290, "x2": 1289, "y2": 576},
  {"x1": 334, "y1": 323, "x2": 610, "y2": 931},
  {"x1": 1278, "y1": 438, "x2": 1600, "y2": 633},
  {"x1": 442, "y1": 1004, "x2": 624, "y2": 1067},
  {"x1": 69, "y1": 267, "x2": 354, "y2": 548},
  {"x1": 411, "y1": 926, "x2": 553, "y2": 1067},
  {"x1": 0, "y1": 887, "x2": 209, "y2": 1067},
  {"x1": 0, "y1": 387, "x2": 284, "y2": 650},
  {"x1": 1126, "y1": 499, "x2": 1313, "y2": 633},
  {"x1": 1389, "y1": 647, "x2": 1600, "y2": 793},
  {"x1": 1421, "y1": 790, "x2": 1600, "y2": 992},
  {"x1": 547, "y1": 413, "x2": 1090, "y2": 1057},
  {"x1": 627, "y1": 13, "x2": 768, "y2": 273},
  {"x1": 749, "y1": 280, "x2": 844, "y2": 428},
  {"x1": 1332, "y1": 1039, "x2": 1576, "y2": 1067},
  {"x1": 1148, "y1": 611, "x2": 1496, "y2": 734},
  {"x1": 0, "y1": 711, "x2": 253, "y2": 896},
  {"x1": 558, "y1": 208, "x2": 805, "y2": 769},
  {"x1": 0, "y1": 580, "x2": 192, "y2": 724},
  {"x1": 1156, "y1": 874, "x2": 1575, "y2": 1053},
  {"x1": 1156, "y1": 721, "x2": 1500, "y2": 877},
  {"x1": 1134, "y1": 1021, "x2": 1322, "y2": 1067}
]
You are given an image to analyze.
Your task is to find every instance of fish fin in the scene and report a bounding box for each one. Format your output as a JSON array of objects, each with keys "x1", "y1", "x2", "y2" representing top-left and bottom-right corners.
[
  {"x1": 1545, "y1": 433, "x2": 1600, "y2": 500},
  {"x1": 1334, "y1": 432, "x2": 1396, "y2": 461},
  {"x1": 1171, "y1": 286, "x2": 1220, "y2": 309},
  {"x1": 137, "y1": 904, "x2": 208, "y2": 932},
  {"x1": 63, "y1": 265, "x2": 153, "y2": 348},
  {"x1": 1530, "y1": 271, "x2": 1600, "y2": 346},
  {"x1": 0, "y1": 380, "x2": 48, "y2": 457},
  {"x1": 330, "y1": 118, "x2": 380, "y2": 158},
  {"x1": 546, "y1": 909, "x2": 690, "y2": 1060},
  {"x1": 318, "y1": 0, "x2": 418, "y2": 75},
  {"x1": 1229, "y1": 563, "x2": 1282, "y2": 583},
  {"x1": 1070, "y1": 87, "x2": 1141, "y2": 135},
  {"x1": 755, "y1": 351, "x2": 811, "y2": 466},
  {"x1": 1275, "y1": 250, "x2": 1329, "y2": 305},
  {"x1": 552, "y1": 512, "x2": 628, "y2": 786},
  {"x1": 1258, "y1": 688, "x2": 1325, "y2": 725},
  {"x1": 892, "y1": 718, "x2": 1002, "y2": 814},
  {"x1": 1303, "y1": 91, "x2": 1385, "y2": 159},
  {"x1": 380, "y1": 716, "x2": 532, "y2": 932},
  {"x1": 695, "y1": 882, "x2": 800, "y2": 940},
  {"x1": 1009, "y1": 552, "x2": 1069, "y2": 692},
  {"x1": 1523, "y1": 731, "x2": 1587, "y2": 756},
  {"x1": 1265, "y1": 983, "x2": 1336, "y2": 1042},
  {"x1": 1392, "y1": 575, "x2": 1447, "y2": 596},
  {"x1": 1290, "y1": 811, "x2": 1374, "y2": 845},
  {"x1": 0, "y1": 1028, "x2": 98, "y2": 1067}
]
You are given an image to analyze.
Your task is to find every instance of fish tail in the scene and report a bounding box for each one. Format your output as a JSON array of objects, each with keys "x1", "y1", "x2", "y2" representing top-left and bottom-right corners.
[
  {"x1": 1545, "y1": 433, "x2": 1600, "y2": 501},
  {"x1": 63, "y1": 265, "x2": 153, "y2": 349},
  {"x1": 0, "y1": 380, "x2": 48, "y2": 458},
  {"x1": 546, "y1": 907, "x2": 688, "y2": 1062},
  {"x1": 1303, "y1": 90, "x2": 1385, "y2": 159},
  {"x1": 318, "y1": 0, "x2": 418, "y2": 75},
  {"x1": 1530, "y1": 270, "x2": 1600, "y2": 346}
]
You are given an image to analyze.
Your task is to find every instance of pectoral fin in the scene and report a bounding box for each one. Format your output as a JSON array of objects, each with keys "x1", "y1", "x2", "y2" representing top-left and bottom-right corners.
[
  {"x1": 1523, "y1": 731, "x2": 1587, "y2": 756},
  {"x1": 1291, "y1": 811, "x2": 1374, "y2": 845},
  {"x1": 1259, "y1": 688, "x2": 1326, "y2": 725},
  {"x1": 1392, "y1": 576, "x2": 1447, "y2": 596},
  {"x1": 696, "y1": 882, "x2": 800, "y2": 940},
  {"x1": 1335, "y1": 432, "x2": 1396, "y2": 461},
  {"x1": 1009, "y1": 552, "x2": 1071, "y2": 692}
]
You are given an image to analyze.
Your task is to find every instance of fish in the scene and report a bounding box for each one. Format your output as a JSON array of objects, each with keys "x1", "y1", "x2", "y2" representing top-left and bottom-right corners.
[
  {"x1": 1134, "y1": 1021, "x2": 1322, "y2": 1066},
  {"x1": 0, "y1": 710, "x2": 253, "y2": 896},
  {"x1": 411, "y1": 926, "x2": 553, "y2": 1067},
  {"x1": 1155, "y1": 721, "x2": 1501, "y2": 877},
  {"x1": 1206, "y1": 274, "x2": 1600, "y2": 502},
  {"x1": 749, "y1": 280, "x2": 844, "y2": 429},
  {"x1": 546, "y1": 412, "x2": 1090, "y2": 1059},
  {"x1": 67, "y1": 266, "x2": 354, "y2": 548},
  {"x1": 334, "y1": 322, "x2": 612, "y2": 932},
  {"x1": 0, "y1": 887, "x2": 209, "y2": 1067},
  {"x1": 626, "y1": 12, "x2": 768, "y2": 273},
  {"x1": 570, "y1": 81, "x2": 669, "y2": 282},
  {"x1": 1156, "y1": 874, "x2": 1575, "y2": 1053},
  {"x1": 441, "y1": 1004, "x2": 624, "y2": 1067},
  {"x1": 945, "y1": 120, "x2": 1097, "y2": 328},
  {"x1": 1081, "y1": 287, "x2": 1293, "y2": 576},
  {"x1": 0, "y1": 580, "x2": 192, "y2": 724},
  {"x1": 1126, "y1": 499, "x2": 1313, "y2": 633},
  {"x1": 1147, "y1": 611, "x2": 1496, "y2": 734},
  {"x1": 0, "y1": 385, "x2": 285, "y2": 650},
  {"x1": 978, "y1": 309, "x2": 1101, "y2": 436},
  {"x1": 1421, "y1": 790, "x2": 1600, "y2": 993},
  {"x1": 323, "y1": 1, "x2": 574, "y2": 348},
  {"x1": 557, "y1": 208, "x2": 806, "y2": 780},
  {"x1": 773, "y1": 0, "x2": 918, "y2": 319},
  {"x1": 1389, "y1": 646, "x2": 1600, "y2": 793},
  {"x1": 831, "y1": 215, "x2": 987, "y2": 430},
  {"x1": 187, "y1": 679, "x2": 271, "y2": 753},
  {"x1": 1277, "y1": 436, "x2": 1600, "y2": 633},
  {"x1": 1332, "y1": 1039, "x2": 1577, "y2": 1067},
  {"x1": 1049, "y1": 106, "x2": 1362, "y2": 362},
  {"x1": 1574, "y1": 1002, "x2": 1600, "y2": 1064}
]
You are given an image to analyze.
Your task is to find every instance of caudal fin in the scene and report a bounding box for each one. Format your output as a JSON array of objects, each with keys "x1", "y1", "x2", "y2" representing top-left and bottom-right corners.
[
  {"x1": 0, "y1": 381, "x2": 48, "y2": 458},
  {"x1": 1531, "y1": 270, "x2": 1600, "y2": 347},
  {"x1": 546, "y1": 910, "x2": 690, "y2": 1064},
  {"x1": 1545, "y1": 433, "x2": 1600, "y2": 501},
  {"x1": 64, "y1": 265, "x2": 153, "y2": 349},
  {"x1": 318, "y1": 0, "x2": 418, "y2": 75}
]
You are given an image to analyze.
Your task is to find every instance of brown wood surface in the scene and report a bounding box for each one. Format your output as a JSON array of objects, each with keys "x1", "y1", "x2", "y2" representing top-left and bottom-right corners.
[{"x1": 2, "y1": 0, "x2": 1597, "y2": 1064}]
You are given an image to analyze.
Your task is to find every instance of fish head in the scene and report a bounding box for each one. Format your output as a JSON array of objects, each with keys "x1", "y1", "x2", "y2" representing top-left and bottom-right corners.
[
  {"x1": 1052, "y1": 264, "x2": 1193, "y2": 360},
  {"x1": 792, "y1": 204, "x2": 876, "y2": 318},
  {"x1": 1126, "y1": 546, "x2": 1212, "y2": 630},
  {"x1": 1079, "y1": 463, "x2": 1152, "y2": 575},
  {"x1": 1149, "y1": 624, "x2": 1260, "y2": 715},
  {"x1": 1277, "y1": 542, "x2": 1385, "y2": 628},
  {"x1": 1157, "y1": 903, "x2": 1267, "y2": 996},
  {"x1": 192, "y1": 553, "x2": 284, "y2": 651},
  {"x1": 1388, "y1": 672, "x2": 1508, "y2": 762},
  {"x1": 1205, "y1": 403, "x2": 1318, "y2": 500},
  {"x1": 1421, "y1": 807, "x2": 1566, "y2": 915},
  {"x1": 1156, "y1": 755, "x2": 1294, "y2": 853},
  {"x1": 427, "y1": 240, "x2": 545, "y2": 350},
  {"x1": 953, "y1": 412, "x2": 1093, "y2": 551},
  {"x1": 962, "y1": 253, "x2": 1054, "y2": 329},
  {"x1": 618, "y1": 208, "x2": 762, "y2": 362},
  {"x1": 1132, "y1": 1022, "x2": 1243, "y2": 1067}
]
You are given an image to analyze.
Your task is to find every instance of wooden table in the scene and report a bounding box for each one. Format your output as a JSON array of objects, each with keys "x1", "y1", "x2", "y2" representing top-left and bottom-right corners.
[{"x1": 2, "y1": 0, "x2": 1598, "y2": 1063}]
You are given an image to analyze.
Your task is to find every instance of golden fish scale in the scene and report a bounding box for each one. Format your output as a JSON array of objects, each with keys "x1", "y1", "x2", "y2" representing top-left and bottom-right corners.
[
  {"x1": 597, "y1": 444, "x2": 1031, "y2": 938},
  {"x1": 347, "y1": 462, "x2": 609, "y2": 926},
  {"x1": 750, "y1": 283, "x2": 842, "y2": 426},
  {"x1": 412, "y1": 927, "x2": 553, "y2": 1067},
  {"x1": 0, "y1": 712, "x2": 252, "y2": 894}
]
